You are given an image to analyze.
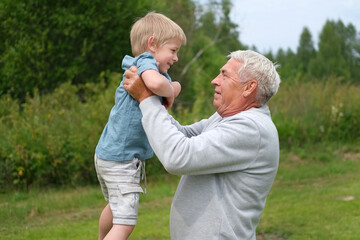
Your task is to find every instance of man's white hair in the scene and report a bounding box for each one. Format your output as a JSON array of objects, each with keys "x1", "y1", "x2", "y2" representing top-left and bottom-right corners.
[{"x1": 229, "y1": 50, "x2": 281, "y2": 105}]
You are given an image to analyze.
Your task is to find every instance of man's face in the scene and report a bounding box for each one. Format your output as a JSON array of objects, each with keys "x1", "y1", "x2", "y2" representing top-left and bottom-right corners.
[
  {"x1": 152, "y1": 38, "x2": 182, "y2": 74},
  {"x1": 211, "y1": 58, "x2": 248, "y2": 116}
]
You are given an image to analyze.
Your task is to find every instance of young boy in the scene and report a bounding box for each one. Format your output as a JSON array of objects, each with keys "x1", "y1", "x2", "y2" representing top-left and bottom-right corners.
[{"x1": 94, "y1": 12, "x2": 186, "y2": 240}]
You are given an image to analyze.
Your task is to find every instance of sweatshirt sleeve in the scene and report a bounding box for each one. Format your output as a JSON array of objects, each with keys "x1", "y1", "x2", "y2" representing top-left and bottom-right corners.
[
  {"x1": 168, "y1": 114, "x2": 208, "y2": 138},
  {"x1": 139, "y1": 96, "x2": 260, "y2": 175}
]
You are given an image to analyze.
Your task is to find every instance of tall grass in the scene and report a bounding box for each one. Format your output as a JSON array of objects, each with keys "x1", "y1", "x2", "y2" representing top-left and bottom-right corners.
[
  {"x1": 269, "y1": 77, "x2": 360, "y2": 147},
  {"x1": 0, "y1": 75, "x2": 359, "y2": 190}
]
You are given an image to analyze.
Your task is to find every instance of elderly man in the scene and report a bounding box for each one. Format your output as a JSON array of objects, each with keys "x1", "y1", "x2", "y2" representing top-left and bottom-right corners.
[{"x1": 123, "y1": 50, "x2": 281, "y2": 240}]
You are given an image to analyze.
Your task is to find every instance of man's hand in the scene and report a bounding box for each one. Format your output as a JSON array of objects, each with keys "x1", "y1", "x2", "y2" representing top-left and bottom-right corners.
[{"x1": 124, "y1": 66, "x2": 154, "y2": 102}]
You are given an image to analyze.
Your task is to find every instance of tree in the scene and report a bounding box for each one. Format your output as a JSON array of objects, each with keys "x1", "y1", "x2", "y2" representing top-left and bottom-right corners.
[
  {"x1": 0, "y1": 0, "x2": 158, "y2": 102},
  {"x1": 333, "y1": 21, "x2": 360, "y2": 83},
  {"x1": 169, "y1": 0, "x2": 245, "y2": 112},
  {"x1": 297, "y1": 27, "x2": 315, "y2": 74},
  {"x1": 274, "y1": 48, "x2": 298, "y2": 82},
  {"x1": 309, "y1": 20, "x2": 349, "y2": 80}
]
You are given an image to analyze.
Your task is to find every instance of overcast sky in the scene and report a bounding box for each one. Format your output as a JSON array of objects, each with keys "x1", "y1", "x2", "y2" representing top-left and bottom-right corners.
[{"x1": 226, "y1": 0, "x2": 360, "y2": 53}]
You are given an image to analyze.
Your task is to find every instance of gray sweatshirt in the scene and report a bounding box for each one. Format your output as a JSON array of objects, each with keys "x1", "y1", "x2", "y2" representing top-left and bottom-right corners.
[{"x1": 140, "y1": 96, "x2": 279, "y2": 240}]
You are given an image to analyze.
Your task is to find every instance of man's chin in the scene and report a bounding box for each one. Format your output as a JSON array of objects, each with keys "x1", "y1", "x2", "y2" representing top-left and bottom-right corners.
[{"x1": 212, "y1": 101, "x2": 218, "y2": 109}]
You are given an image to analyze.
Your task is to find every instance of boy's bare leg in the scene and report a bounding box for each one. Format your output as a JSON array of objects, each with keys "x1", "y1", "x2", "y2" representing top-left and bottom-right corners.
[
  {"x1": 99, "y1": 204, "x2": 113, "y2": 240},
  {"x1": 104, "y1": 225, "x2": 135, "y2": 240},
  {"x1": 99, "y1": 203, "x2": 135, "y2": 240}
]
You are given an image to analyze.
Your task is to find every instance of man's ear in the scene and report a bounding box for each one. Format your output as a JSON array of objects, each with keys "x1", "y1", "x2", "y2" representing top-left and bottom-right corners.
[
  {"x1": 147, "y1": 36, "x2": 157, "y2": 52},
  {"x1": 243, "y1": 80, "x2": 258, "y2": 97}
]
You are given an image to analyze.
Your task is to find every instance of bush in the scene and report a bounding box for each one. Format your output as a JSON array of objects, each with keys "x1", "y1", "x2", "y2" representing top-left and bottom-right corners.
[
  {"x1": 269, "y1": 76, "x2": 360, "y2": 147},
  {"x1": 1, "y1": 73, "x2": 360, "y2": 190},
  {"x1": 0, "y1": 72, "x2": 114, "y2": 189}
]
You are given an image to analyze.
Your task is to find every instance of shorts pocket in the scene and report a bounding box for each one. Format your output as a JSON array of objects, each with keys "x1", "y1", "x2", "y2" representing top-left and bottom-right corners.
[
  {"x1": 117, "y1": 184, "x2": 144, "y2": 212},
  {"x1": 119, "y1": 184, "x2": 144, "y2": 195}
]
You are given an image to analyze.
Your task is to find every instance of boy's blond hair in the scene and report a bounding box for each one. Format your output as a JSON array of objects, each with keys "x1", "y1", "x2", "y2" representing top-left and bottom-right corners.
[{"x1": 130, "y1": 12, "x2": 187, "y2": 56}]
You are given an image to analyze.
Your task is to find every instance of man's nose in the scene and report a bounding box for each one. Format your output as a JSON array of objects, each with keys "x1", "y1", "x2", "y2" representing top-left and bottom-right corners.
[{"x1": 211, "y1": 74, "x2": 220, "y2": 85}]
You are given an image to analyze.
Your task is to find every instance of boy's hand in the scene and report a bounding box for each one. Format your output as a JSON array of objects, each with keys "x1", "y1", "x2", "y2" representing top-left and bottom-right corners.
[
  {"x1": 163, "y1": 95, "x2": 175, "y2": 110},
  {"x1": 163, "y1": 82, "x2": 181, "y2": 109}
]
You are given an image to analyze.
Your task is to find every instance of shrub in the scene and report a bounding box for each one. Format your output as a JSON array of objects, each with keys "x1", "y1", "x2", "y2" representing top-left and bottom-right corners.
[
  {"x1": 1, "y1": 74, "x2": 359, "y2": 190},
  {"x1": 0, "y1": 72, "x2": 113, "y2": 189},
  {"x1": 269, "y1": 76, "x2": 360, "y2": 147}
]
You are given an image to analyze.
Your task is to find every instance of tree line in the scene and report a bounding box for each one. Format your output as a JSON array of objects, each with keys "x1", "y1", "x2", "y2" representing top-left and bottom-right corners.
[
  {"x1": 2, "y1": 0, "x2": 359, "y2": 105},
  {"x1": 266, "y1": 20, "x2": 360, "y2": 84},
  {"x1": 0, "y1": 0, "x2": 243, "y2": 109},
  {"x1": 1, "y1": 0, "x2": 360, "y2": 189}
]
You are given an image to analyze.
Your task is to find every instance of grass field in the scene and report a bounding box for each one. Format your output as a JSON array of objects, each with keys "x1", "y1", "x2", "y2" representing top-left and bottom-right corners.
[{"x1": 1, "y1": 147, "x2": 360, "y2": 240}]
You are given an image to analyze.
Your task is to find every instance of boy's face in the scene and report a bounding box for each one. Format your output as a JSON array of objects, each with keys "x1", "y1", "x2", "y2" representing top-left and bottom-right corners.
[{"x1": 151, "y1": 38, "x2": 182, "y2": 74}]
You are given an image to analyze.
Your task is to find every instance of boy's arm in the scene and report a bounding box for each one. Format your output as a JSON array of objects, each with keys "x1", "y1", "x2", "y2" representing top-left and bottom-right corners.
[
  {"x1": 171, "y1": 81, "x2": 181, "y2": 98},
  {"x1": 141, "y1": 69, "x2": 174, "y2": 97}
]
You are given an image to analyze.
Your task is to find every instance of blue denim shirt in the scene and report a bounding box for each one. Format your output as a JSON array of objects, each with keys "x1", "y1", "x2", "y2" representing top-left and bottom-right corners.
[{"x1": 95, "y1": 52, "x2": 171, "y2": 161}]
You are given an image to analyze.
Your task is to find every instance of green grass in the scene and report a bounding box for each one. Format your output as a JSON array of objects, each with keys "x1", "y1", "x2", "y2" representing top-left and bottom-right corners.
[
  {"x1": 257, "y1": 147, "x2": 360, "y2": 240},
  {"x1": 0, "y1": 174, "x2": 179, "y2": 240},
  {"x1": 1, "y1": 147, "x2": 360, "y2": 240}
]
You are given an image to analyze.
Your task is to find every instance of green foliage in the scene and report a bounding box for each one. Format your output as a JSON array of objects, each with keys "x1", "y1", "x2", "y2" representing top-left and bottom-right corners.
[
  {"x1": 274, "y1": 19, "x2": 360, "y2": 84},
  {"x1": 0, "y1": 72, "x2": 116, "y2": 189},
  {"x1": 1, "y1": 72, "x2": 360, "y2": 190},
  {"x1": 0, "y1": 0, "x2": 247, "y2": 189},
  {"x1": 0, "y1": 0, "x2": 156, "y2": 101},
  {"x1": 269, "y1": 77, "x2": 360, "y2": 148},
  {"x1": 309, "y1": 20, "x2": 349, "y2": 79},
  {"x1": 274, "y1": 48, "x2": 300, "y2": 82},
  {"x1": 297, "y1": 27, "x2": 316, "y2": 74},
  {"x1": 172, "y1": 0, "x2": 245, "y2": 111},
  {"x1": 1, "y1": 0, "x2": 360, "y2": 191}
]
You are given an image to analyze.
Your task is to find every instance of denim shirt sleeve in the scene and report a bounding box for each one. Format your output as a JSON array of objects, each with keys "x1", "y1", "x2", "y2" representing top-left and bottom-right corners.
[
  {"x1": 135, "y1": 52, "x2": 159, "y2": 76},
  {"x1": 121, "y1": 52, "x2": 171, "y2": 82}
]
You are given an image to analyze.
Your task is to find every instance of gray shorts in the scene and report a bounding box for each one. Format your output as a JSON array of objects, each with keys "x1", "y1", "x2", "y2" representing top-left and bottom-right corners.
[{"x1": 94, "y1": 154, "x2": 145, "y2": 225}]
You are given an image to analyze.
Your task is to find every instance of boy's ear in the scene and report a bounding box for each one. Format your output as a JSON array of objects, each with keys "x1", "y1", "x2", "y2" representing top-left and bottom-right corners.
[{"x1": 147, "y1": 36, "x2": 157, "y2": 52}]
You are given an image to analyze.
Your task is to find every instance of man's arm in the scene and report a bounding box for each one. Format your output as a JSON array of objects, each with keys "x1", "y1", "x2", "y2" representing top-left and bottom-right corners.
[
  {"x1": 168, "y1": 114, "x2": 208, "y2": 137},
  {"x1": 139, "y1": 97, "x2": 261, "y2": 175}
]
